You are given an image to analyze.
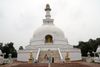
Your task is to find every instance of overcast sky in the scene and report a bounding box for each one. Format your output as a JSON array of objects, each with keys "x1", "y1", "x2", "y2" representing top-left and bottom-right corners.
[{"x1": 0, "y1": 0, "x2": 100, "y2": 50}]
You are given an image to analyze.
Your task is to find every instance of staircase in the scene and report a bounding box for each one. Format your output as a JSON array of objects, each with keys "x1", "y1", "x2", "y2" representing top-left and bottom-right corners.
[{"x1": 38, "y1": 50, "x2": 60, "y2": 63}]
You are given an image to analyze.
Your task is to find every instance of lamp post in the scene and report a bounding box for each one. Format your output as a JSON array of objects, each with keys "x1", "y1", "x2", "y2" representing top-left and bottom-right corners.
[
  {"x1": 9, "y1": 53, "x2": 13, "y2": 64},
  {"x1": 9, "y1": 54, "x2": 11, "y2": 59},
  {"x1": 3, "y1": 53, "x2": 6, "y2": 59},
  {"x1": 93, "y1": 51, "x2": 95, "y2": 62},
  {"x1": 87, "y1": 52, "x2": 92, "y2": 62},
  {"x1": 2, "y1": 53, "x2": 6, "y2": 64},
  {"x1": 87, "y1": 52, "x2": 90, "y2": 57}
]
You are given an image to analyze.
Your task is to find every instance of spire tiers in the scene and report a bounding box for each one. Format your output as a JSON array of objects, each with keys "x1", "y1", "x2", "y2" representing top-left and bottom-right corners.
[
  {"x1": 43, "y1": 4, "x2": 54, "y2": 25},
  {"x1": 45, "y1": 4, "x2": 51, "y2": 19}
]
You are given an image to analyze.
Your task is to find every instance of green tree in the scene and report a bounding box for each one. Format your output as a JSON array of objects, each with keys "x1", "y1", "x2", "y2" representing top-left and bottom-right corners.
[
  {"x1": 74, "y1": 38, "x2": 100, "y2": 57},
  {"x1": 2, "y1": 42, "x2": 17, "y2": 58},
  {"x1": 96, "y1": 38, "x2": 100, "y2": 45},
  {"x1": 19, "y1": 46, "x2": 24, "y2": 50},
  {"x1": 0, "y1": 43, "x2": 3, "y2": 50}
]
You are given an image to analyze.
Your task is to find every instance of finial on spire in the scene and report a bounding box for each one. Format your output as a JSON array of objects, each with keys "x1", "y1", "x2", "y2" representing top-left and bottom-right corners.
[
  {"x1": 45, "y1": 4, "x2": 51, "y2": 11},
  {"x1": 45, "y1": 4, "x2": 51, "y2": 19},
  {"x1": 43, "y1": 4, "x2": 54, "y2": 25}
]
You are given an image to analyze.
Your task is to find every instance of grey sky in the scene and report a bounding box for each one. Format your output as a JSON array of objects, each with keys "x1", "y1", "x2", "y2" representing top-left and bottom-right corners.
[{"x1": 0, "y1": 0, "x2": 100, "y2": 50}]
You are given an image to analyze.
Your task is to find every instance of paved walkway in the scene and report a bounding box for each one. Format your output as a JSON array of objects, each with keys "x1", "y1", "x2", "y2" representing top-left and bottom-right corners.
[
  {"x1": 51, "y1": 63, "x2": 90, "y2": 67},
  {"x1": 12, "y1": 63, "x2": 48, "y2": 67},
  {"x1": 0, "y1": 62, "x2": 100, "y2": 67},
  {"x1": 79, "y1": 62, "x2": 100, "y2": 67}
]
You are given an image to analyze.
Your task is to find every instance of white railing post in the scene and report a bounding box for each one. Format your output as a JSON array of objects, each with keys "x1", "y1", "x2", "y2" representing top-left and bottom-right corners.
[
  {"x1": 58, "y1": 48, "x2": 64, "y2": 62},
  {"x1": 35, "y1": 48, "x2": 40, "y2": 61}
]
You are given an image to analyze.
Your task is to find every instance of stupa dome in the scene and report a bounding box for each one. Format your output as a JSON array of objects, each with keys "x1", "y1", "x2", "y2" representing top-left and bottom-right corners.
[{"x1": 33, "y1": 24, "x2": 65, "y2": 40}]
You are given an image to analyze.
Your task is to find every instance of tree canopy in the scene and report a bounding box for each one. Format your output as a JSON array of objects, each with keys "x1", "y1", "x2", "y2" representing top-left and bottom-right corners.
[
  {"x1": 19, "y1": 46, "x2": 24, "y2": 50},
  {"x1": 74, "y1": 38, "x2": 100, "y2": 57},
  {"x1": 0, "y1": 42, "x2": 17, "y2": 58}
]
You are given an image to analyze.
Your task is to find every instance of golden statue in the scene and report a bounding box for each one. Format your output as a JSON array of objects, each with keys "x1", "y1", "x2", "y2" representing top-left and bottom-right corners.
[
  {"x1": 47, "y1": 36, "x2": 51, "y2": 43},
  {"x1": 65, "y1": 52, "x2": 70, "y2": 62},
  {"x1": 45, "y1": 35, "x2": 53, "y2": 43},
  {"x1": 28, "y1": 52, "x2": 33, "y2": 63}
]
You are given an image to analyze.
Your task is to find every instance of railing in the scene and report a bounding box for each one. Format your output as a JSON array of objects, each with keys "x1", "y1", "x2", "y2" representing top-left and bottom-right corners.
[
  {"x1": 35, "y1": 48, "x2": 40, "y2": 61},
  {"x1": 58, "y1": 48, "x2": 64, "y2": 62}
]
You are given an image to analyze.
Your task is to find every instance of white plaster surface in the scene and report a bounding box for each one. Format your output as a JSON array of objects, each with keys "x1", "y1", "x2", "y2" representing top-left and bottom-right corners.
[{"x1": 17, "y1": 4, "x2": 82, "y2": 62}]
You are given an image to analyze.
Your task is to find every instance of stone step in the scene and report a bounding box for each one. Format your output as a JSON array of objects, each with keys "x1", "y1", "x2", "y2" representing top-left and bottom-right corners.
[{"x1": 38, "y1": 50, "x2": 61, "y2": 63}]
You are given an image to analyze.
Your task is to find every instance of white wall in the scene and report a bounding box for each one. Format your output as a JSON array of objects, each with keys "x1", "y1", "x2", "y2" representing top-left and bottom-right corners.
[
  {"x1": 17, "y1": 51, "x2": 37, "y2": 62},
  {"x1": 69, "y1": 52, "x2": 82, "y2": 61},
  {"x1": 62, "y1": 51, "x2": 82, "y2": 61},
  {"x1": 17, "y1": 52, "x2": 30, "y2": 61}
]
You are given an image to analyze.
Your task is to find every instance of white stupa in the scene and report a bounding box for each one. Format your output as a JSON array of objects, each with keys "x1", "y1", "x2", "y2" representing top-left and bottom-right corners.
[{"x1": 17, "y1": 4, "x2": 82, "y2": 63}]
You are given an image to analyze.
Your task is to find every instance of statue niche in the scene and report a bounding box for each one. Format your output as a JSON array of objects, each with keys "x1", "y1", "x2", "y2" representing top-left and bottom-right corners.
[{"x1": 45, "y1": 35, "x2": 53, "y2": 43}]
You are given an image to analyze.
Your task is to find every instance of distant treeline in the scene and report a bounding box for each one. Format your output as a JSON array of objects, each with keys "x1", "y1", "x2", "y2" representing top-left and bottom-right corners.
[
  {"x1": 0, "y1": 42, "x2": 17, "y2": 58},
  {"x1": 74, "y1": 38, "x2": 100, "y2": 57}
]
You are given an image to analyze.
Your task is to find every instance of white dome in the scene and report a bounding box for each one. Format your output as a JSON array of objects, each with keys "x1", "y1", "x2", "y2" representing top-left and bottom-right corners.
[
  {"x1": 33, "y1": 24, "x2": 65, "y2": 40},
  {"x1": 30, "y1": 4, "x2": 68, "y2": 44}
]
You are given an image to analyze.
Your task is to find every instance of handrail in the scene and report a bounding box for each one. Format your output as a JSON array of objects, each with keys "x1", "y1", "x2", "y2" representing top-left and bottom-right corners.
[
  {"x1": 58, "y1": 48, "x2": 64, "y2": 62},
  {"x1": 35, "y1": 48, "x2": 40, "y2": 60}
]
